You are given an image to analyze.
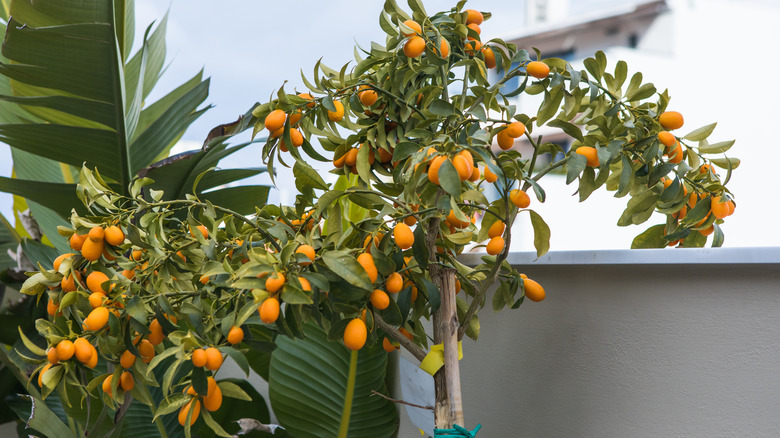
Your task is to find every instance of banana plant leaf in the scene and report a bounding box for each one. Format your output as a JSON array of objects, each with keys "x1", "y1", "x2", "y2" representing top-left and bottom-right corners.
[
  {"x1": 269, "y1": 323, "x2": 397, "y2": 438},
  {"x1": 0, "y1": 0, "x2": 210, "y2": 252}
]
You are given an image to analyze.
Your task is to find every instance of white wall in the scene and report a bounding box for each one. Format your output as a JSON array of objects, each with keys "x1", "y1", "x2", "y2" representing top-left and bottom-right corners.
[{"x1": 446, "y1": 248, "x2": 780, "y2": 437}]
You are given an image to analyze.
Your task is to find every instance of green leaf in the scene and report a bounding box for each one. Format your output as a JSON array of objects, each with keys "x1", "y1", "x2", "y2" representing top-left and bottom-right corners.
[
  {"x1": 14, "y1": 395, "x2": 76, "y2": 438},
  {"x1": 528, "y1": 210, "x2": 550, "y2": 257},
  {"x1": 548, "y1": 119, "x2": 583, "y2": 142},
  {"x1": 566, "y1": 152, "x2": 587, "y2": 184},
  {"x1": 631, "y1": 224, "x2": 668, "y2": 249},
  {"x1": 269, "y1": 323, "x2": 397, "y2": 438},
  {"x1": 437, "y1": 159, "x2": 461, "y2": 197},
  {"x1": 710, "y1": 157, "x2": 740, "y2": 169},
  {"x1": 294, "y1": 160, "x2": 328, "y2": 191},
  {"x1": 322, "y1": 251, "x2": 373, "y2": 291},
  {"x1": 429, "y1": 99, "x2": 456, "y2": 117},
  {"x1": 699, "y1": 140, "x2": 735, "y2": 154},
  {"x1": 684, "y1": 122, "x2": 717, "y2": 141}
]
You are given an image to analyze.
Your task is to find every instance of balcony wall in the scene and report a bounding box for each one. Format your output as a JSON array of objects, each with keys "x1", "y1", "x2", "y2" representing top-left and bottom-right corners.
[{"x1": 420, "y1": 247, "x2": 780, "y2": 437}]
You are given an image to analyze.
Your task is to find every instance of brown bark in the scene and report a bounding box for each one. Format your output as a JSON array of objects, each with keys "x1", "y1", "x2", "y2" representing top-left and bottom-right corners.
[{"x1": 431, "y1": 264, "x2": 464, "y2": 429}]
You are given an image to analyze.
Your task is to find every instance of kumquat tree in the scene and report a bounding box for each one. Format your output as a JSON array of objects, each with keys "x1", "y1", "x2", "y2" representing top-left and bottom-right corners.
[{"x1": 14, "y1": 0, "x2": 737, "y2": 437}]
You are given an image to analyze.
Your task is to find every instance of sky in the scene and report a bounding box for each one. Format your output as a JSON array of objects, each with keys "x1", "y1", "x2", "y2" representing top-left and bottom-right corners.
[{"x1": 1, "y1": 0, "x2": 778, "y2": 251}]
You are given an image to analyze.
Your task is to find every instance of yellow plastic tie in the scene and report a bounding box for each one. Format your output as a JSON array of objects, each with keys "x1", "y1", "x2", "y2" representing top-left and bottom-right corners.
[{"x1": 419, "y1": 341, "x2": 463, "y2": 376}]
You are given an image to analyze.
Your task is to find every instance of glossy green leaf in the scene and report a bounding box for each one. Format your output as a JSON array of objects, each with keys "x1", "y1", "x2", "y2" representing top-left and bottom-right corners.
[{"x1": 269, "y1": 323, "x2": 396, "y2": 438}]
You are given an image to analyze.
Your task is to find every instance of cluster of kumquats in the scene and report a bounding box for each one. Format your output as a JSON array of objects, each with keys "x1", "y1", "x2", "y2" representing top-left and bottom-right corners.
[{"x1": 27, "y1": 217, "x2": 261, "y2": 427}]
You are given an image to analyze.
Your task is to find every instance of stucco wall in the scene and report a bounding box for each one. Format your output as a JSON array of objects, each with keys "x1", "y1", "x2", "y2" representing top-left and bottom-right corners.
[{"x1": 442, "y1": 248, "x2": 780, "y2": 437}]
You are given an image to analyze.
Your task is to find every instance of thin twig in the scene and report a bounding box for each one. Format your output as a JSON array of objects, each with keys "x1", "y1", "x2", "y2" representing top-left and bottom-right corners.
[
  {"x1": 371, "y1": 390, "x2": 434, "y2": 410},
  {"x1": 374, "y1": 313, "x2": 427, "y2": 362}
]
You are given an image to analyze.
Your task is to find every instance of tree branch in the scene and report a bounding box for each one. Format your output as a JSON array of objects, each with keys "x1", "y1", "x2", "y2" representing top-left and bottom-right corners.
[{"x1": 374, "y1": 313, "x2": 427, "y2": 362}]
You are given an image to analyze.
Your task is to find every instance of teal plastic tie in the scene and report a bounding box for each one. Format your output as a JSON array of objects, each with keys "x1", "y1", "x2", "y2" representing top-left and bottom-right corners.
[{"x1": 433, "y1": 424, "x2": 482, "y2": 437}]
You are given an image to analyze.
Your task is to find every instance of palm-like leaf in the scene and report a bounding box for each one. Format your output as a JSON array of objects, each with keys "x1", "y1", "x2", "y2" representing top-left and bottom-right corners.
[
  {"x1": 0, "y1": 0, "x2": 209, "y2": 251},
  {"x1": 269, "y1": 323, "x2": 398, "y2": 438}
]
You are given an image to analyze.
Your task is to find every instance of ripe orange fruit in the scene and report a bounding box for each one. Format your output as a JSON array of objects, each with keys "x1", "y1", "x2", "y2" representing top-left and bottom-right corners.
[
  {"x1": 486, "y1": 236, "x2": 504, "y2": 255},
  {"x1": 205, "y1": 347, "x2": 223, "y2": 371},
  {"x1": 359, "y1": 88, "x2": 378, "y2": 106},
  {"x1": 393, "y1": 223, "x2": 415, "y2": 250},
  {"x1": 452, "y1": 154, "x2": 472, "y2": 181},
  {"x1": 505, "y1": 121, "x2": 526, "y2": 138},
  {"x1": 56, "y1": 340, "x2": 75, "y2": 361},
  {"x1": 438, "y1": 38, "x2": 450, "y2": 58},
  {"x1": 131, "y1": 249, "x2": 144, "y2": 261},
  {"x1": 121, "y1": 269, "x2": 135, "y2": 280},
  {"x1": 510, "y1": 189, "x2": 531, "y2": 208},
  {"x1": 327, "y1": 100, "x2": 345, "y2": 122},
  {"x1": 659, "y1": 111, "x2": 684, "y2": 130},
  {"x1": 47, "y1": 298, "x2": 58, "y2": 316},
  {"x1": 383, "y1": 337, "x2": 398, "y2": 352},
  {"x1": 343, "y1": 318, "x2": 367, "y2": 351},
  {"x1": 102, "y1": 375, "x2": 113, "y2": 396},
  {"x1": 296, "y1": 244, "x2": 316, "y2": 265},
  {"x1": 699, "y1": 225, "x2": 714, "y2": 236},
  {"x1": 203, "y1": 377, "x2": 222, "y2": 412},
  {"x1": 526, "y1": 61, "x2": 550, "y2": 79},
  {"x1": 398, "y1": 327, "x2": 414, "y2": 341},
  {"x1": 38, "y1": 363, "x2": 53, "y2": 387},
  {"x1": 259, "y1": 297, "x2": 281, "y2": 324},
  {"x1": 521, "y1": 274, "x2": 545, "y2": 302},
  {"x1": 289, "y1": 111, "x2": 302, "y2": 126},
  {"x1": 280, "y1": 128, "x2": 304, "y2": 150},
  {"x1": 469, "y1": 166, "x2": 481, "y2": 182},
  {"x1": 83, "y1": 307, "x2": 109, "y2": 331},
  {"x1": 104, "y1": 226, "x2": 124, "y2": 246},
  {"x1": 178, "y1": 399, "x2": 201, "y2": 426},
  {"x1": 69, "y1": 233, "x2": 87, "y2": 251},
  {"x1": 357, "y1": 253, "x2": 378, "y2": 283},
  {"x1": 81, "y1": 238, "x2": 104, "y2": 262},
  {"x1": 576, "y1": 146, "x2": 599, "y2": 167},
  {"x1": 227, "y1": 326, "x2": 244, "y2": 345},
  {"x1": 333, "y1": 153, "x2": 347, "y2": 168},
  {"x1": 710, "y1": 196, "x2": 730, "y2": 219},
  {"x1": 667, "y1": 141, "x2": 683, "y2": 163},
  {"x1": 401, "y1": 20, "x2": 422, "y2": 37},
  {"x1": 386, "y1": 272, "x2": 403, "y2": 294},
  {"x1": 298, "y1": 276, "x2": 312, "y2": 292},
  {"x1": 85, "y1": 344, "x2": 98, "y2": 368},
  {"x1": 120, "y1": 350, "x2": 136, "y2": 369},
  {"x1": 378, "y1": 147, "x2": 393, "y2": 163},
  {"x1": 266, "y1": 273, "x2": 286, "y2": 294},
  {"x1": 265, "y1": 109, "x2": 286, "y2": 132},
  {"x1": 86, "y1": 271, "x2": 110, "y2": 294},
  {"x1": 88, "y1": 226, "x2": 104, "y2": 242},
  {"x1": 658, "y1": 131, "x2": 676, "y2": 148},
  {"x1": 53, "y1": 253, "x2": 75, "y2": 271},
  {"x1": 467, "y1": 23, "x2": 481, "y2": 35},
  {"x1": 446, "y1": 210, "x2": 471, "y2": 229},
  {"x1": 344, "y1": 147, "x2": 359, "y2": 167},
  {"x1": 298, "y1": 93, "x2": 316, "y2": 108},
  {"x1": 370, "y1": 289, "x2": 390, "y2": 310},
  {"x1": 74, "y1": 337, "x2": 93, "y2": 364},
  {"x1": 148, "y1": 319, "x2": 164, "y2": 345},
  {"x1": 88, "y1": 292, "x2": 105, "y2": 308},
  {"x1": 484, "y1": 165, "x2": 498, "y2": 183},
  {"x1": 120, "y1": 371, "x2": 134, "y2": 391},
  {"x1": 189, "y1": 225, "x2": 209, "y2": 239},
  {"x1": 427, "y1": 155, "x2": 447, "y2": 185},
  {"x1": 464, "y1": 37, "x2": 481, "y2": 56},
  {"x1": 482, "y1": 46, "x2": 496, "y2": 69},
  {"x1": 191, "y1": 349, "x2": 207, "y2": 367},
  {"x1": 359, "y1": 142, "x2": 375, "y2": 165},
  {"x1": 488, "y1": 221, "x2": 505, "y2": 239},
  {"x1": 497, "y1": 129, "x2": 514, "y2": 150},
  {"x1": 699, "y1": 164, "x2": 713, "y2": 174},
  {"x1": 404, "y1": 36, "x2": 426, "y2": 58},
  {"x1": 465, "y1": 9, "x2": 484, "y2": 25},
  {"x1": 137, "y1": 339, "x2": 155, "y2": 364},
  {"x1": 61, "y1": 271, "x2": 80, "y2": 292},
  {"x1": 46, "y1": 347, "x2": 58, "y2": 364}
]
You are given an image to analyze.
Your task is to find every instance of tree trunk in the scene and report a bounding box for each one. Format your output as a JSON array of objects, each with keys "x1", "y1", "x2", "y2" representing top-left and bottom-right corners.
[{"x1": 431, "y1": 264, "x2": 464, "y2": 429}]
